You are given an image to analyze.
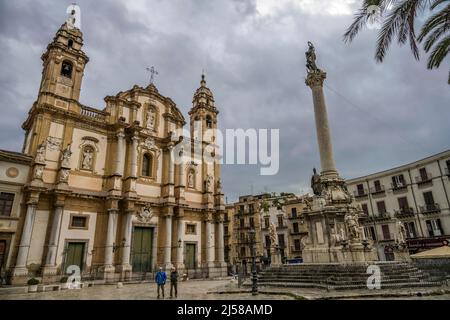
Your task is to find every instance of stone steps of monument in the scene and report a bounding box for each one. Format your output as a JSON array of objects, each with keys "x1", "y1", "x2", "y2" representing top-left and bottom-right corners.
[
  {"x1": 254, "y1": 262, "x2": 440, "y2": 290},
  {"x1": 259, "y1": 270, "x2": 425, "y2": 278},
  {"x1": 258, "y1": 275, "x2": 428, "y2": 283},
  {"x1": 252, "y1": 281, "x2": 442, "y2": 290}
]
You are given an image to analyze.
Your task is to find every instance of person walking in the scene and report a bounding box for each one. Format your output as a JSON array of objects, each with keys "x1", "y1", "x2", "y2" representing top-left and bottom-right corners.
[
  {"x1": 155, "y1": 267, "x2": 166, "y2": 299},
  {"x1": 169, "y1": 266, "x2": 178, "y2": 298}
]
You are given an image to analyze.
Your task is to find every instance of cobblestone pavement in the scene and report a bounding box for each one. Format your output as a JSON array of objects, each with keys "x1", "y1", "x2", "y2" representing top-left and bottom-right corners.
[
  {"x1": 1, "y1": 279, "x2": 449, "y2": 300},
  {"x1": 0, "y1": 280, "x2": 293, "y2": 300}
]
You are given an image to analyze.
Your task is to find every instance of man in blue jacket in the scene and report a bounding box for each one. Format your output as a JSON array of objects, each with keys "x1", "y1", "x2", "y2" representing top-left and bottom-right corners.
[{"x1": 155, "y1": 266, "x2": 167, "y2": 299}]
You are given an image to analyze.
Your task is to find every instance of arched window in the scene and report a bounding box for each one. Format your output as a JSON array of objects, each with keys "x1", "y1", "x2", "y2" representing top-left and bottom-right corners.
[
  {"x1": 142, "y1": 153, "x2": 153, "y2": 177},
  {"x1": 61, "y1": 60, "x2": 73, "y2": 78},
  {"x1": 206, "y1": 115, "x2": 212, "y2": 128},
  {"x1": 68, "y1": 39, "x2": 74, "y2": 48}
]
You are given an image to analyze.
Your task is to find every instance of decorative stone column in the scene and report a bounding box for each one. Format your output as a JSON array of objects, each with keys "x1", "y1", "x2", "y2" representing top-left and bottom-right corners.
[
  {"x1": 164, "y1": 212, "x2": 173, "y2": 270},
  {"x1": 115, "y1": 132, "x2": 126, "y2": 176},
  {"x1": 119, "y1": 210, "x2": 133, "y2": 279},
  {"x1": 42, "y1": 203, "x2": 64, "y2": 275},
  {"x1": 130, "y1": 135, "x2": 139, "y2": 178},
  {"x1": 168, "y1": 146, "x2": 174, "y2": 185},
  {"x1": 13, "y1": 201, "x2": 38, "y2": 276},
  {"x1": 104, "y1": 209, "x2": 119, "y2": 275},
  {"x1": 217, "y1": 217, "x2": 225, "y2": 265},
  {"x1": 205, "y1": 213, "x2": 215, "y2": 267},
  {"x1": 305, "y1": 70, "x2": 338, "y2": 178}
]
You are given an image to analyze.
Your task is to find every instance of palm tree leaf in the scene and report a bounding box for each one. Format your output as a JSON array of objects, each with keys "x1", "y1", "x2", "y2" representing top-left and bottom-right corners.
[{"x1": 426, "y1": 34, "x2": 450, "y2": 69}]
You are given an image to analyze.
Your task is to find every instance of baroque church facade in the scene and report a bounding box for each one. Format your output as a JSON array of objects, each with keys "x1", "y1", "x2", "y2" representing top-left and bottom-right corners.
[{"x1": 5, "y1": 17, "x2": 226, "y2": 284}]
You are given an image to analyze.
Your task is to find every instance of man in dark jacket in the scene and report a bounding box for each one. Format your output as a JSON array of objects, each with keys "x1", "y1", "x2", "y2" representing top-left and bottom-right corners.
[
  {"x1": 155, "y1": 267, "x2": 166, "y2": 299},
  {"x1": 169, "y1": 266, "x2": 178, "y2": 298}
]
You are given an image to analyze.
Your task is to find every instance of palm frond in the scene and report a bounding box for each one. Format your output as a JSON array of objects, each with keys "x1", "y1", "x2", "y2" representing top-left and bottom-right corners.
[{"x1": 427, "y1": 35, "x2": 450, "y2": 69}]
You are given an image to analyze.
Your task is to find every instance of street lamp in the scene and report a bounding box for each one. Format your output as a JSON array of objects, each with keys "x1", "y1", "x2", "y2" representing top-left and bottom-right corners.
[{"x1": 248, "y1": 228, "x2": 258, "y2": 295}]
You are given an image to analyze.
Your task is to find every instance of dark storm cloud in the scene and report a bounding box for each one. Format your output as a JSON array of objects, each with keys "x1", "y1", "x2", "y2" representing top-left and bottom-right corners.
[{"x1": 0, "y1": 0, "x2": 448, "y2": 202}]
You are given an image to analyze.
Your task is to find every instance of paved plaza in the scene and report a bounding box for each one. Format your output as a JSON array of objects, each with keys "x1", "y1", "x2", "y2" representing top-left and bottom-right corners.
[{"x1": 1, "y1": 278, "x2": 449, "y2": 300}]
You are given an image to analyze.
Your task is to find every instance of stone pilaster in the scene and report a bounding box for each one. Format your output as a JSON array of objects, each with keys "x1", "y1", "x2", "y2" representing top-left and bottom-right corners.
[
  {"x1": 176, "y1": 208, "x2": 185, "y2": 270},
  {"x1": 204, "y1": 212, "x2": 215, "y2": 267}
]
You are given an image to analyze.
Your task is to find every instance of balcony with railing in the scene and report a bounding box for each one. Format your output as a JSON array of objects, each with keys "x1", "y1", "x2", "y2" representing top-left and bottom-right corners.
[
  {"x1": 394, "y1": 207, "x2": 415, "y2": 219},
  {"x1": 370, "y1": 185, "x2": 385, "y2": 195},
  {"x1": 353, "y1": 189, "x2": 368, "y2": 198},
  {"x1": 420, "y1": 203, "x2": 441, "y2": 215},
  {"x1": 276, "y1": 223, "x2": 288, "y2": 230},
  {"x1": 366, "y1": 212, "x2": 392, "y2": 222},
  {"x1": 415, "y1": 172, "x2": 433, "y2": 185},
  {"x1": 80, "y1": 104, "x2": 108, "y2": 121},
  {"x1": 391, "y1": 182, "x2": 407, "y2": 192}
]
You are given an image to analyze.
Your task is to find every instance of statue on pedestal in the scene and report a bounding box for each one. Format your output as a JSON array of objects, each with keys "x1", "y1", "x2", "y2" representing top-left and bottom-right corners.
[
  {"x1": 344, "y1": 211, "x2": 361, "y2": 242},
  {"x1": 305, "y1": 41, "x2": 321, "y2": 73},
  {"x1": 311, "y1": 168, "x2": 322, "y2": 195},
  {"x1": 396, "y1": 220, "x2": 407, "y2": 244},
  {"x1": 60, "y1": 143, "x2": 72, "y2": 168}
]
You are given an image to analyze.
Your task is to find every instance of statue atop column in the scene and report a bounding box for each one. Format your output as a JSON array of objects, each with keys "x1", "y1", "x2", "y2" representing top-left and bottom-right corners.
[{"x1": 305, "y1": 41, "x2": 321, "y2": 73}]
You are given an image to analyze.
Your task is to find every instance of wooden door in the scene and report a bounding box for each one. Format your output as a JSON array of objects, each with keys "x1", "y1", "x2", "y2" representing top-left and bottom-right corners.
[
  {"x1": 185, "y1": 243, "x2": 196, "y2": 269},
  {"x1": 131, "y1": 227, "x2": 153, "y2": 273},
  {"x1": 65, "y1": 242, "x2": 85, "y2": 272}
]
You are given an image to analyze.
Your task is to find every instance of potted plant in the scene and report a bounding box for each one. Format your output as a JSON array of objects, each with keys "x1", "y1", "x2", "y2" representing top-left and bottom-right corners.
[
  {"x1": 27, "y1": 278, "x2": 39, "y2": 293},
  {"x1": 60, "y1": 276, "x2": 69, "y2": 290}
]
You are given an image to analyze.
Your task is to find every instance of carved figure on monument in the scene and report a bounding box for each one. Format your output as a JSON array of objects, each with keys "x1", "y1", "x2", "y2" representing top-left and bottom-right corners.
[
  {"x1": 330, "y1": 227, "x2": 341, "y2": 247},
  {"x1": 216, "y1": 178, "x2": 222, "y2": 193},
  {"x1": 300, "y1": 235, "x2": 309, "y2": 250},
  {"x1": 81, "y1": 147, "x2": 93, "y2": 170},
  {"x1": 311, "y1": 167, "x2": 322, "y2": 195},
  {"x1": 305, "y1": 41, "x2": 321, "y2": 73},
  {"x1": 35, "y1": 142, "x2": 46, "y2": 163},
  {"x1": 344, "y1": 212, "x2": 361, "y2": 241},
  {"x1": 396, "y1": 220, "x2": 407, "y2": 244},
  {"x1": 61, "y1": 143, "x2": 72, "y2": 168},
  {"x1": 59, "y1": 169, "x2": 69, "y2": 183},
  {"x1": 269, "y1": 222, "x2": 278, "y2": 247},
  {"x1": 34, "y1": 166, "x2": 44, "y2": 180},
  {"x1": 205, "y1": 174, "x2": 213, "y2": 192}
]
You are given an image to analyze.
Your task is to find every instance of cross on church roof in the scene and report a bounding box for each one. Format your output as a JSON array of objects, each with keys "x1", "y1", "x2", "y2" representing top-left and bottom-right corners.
[{"x1": 146, "y1": 66, "x2": 159, "y2": 85}]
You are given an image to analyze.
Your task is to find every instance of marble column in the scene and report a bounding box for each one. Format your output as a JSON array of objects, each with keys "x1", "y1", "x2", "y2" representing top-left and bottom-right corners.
[
  {"x1": 44, "y1": 204, "x2": 64, "y2": 271},
  {"x1": 115, "y1": 132, "x2": 126, "y2": 176},
  {"x1": 121, "y1": 211, "x2": 133, "y2": 268},
  {"x1": 217, "y1": 219, "x2": 225, "y2": 264},
  {"x1": 176, "y1": 217, "x2": 184, "y2": 269},
  {"x1": 14, "y1": 202, "x2": 37, "y2": 274},
  {"x1": 104, "y1": 209, "x2": 118, "y2": 271},
  {"x1": 164, "y1": 214, "x2": 173, "y2": 269},
  {"x1": 305, "y1": 71, "x2": 338, "y2": 178},
  {"x1": 205, "y1": 217, "x2": 215, "y2": 266}
]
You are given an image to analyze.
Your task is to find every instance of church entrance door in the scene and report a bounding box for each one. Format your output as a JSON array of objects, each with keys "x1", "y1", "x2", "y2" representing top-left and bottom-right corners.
[{"x1": 131, "y1": 227, "x2": 153, "y2": 273}]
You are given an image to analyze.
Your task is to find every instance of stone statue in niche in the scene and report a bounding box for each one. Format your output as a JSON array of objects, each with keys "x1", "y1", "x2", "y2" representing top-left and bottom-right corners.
[
  {"x1": 35, "y1": 142, "x2": 46, "y2": 163},
  {"x1": 146, "y1": 109, "x2": 156, "y2": 130},
  {"x1": 82, "y1": 147, "x2": 94, "y2": 170},
  {"x1": 60, "y1": 143, "x2": 72, "y2": 168},
  {"x1": 205, "y1": 174, "x2": 213, "y2": 192},
  {"x1": 187, "y1": 170, "x2": 195, "y2": 188},
  {"x1": 216, "y1": 178, "x2": 222, "y2": 193}
]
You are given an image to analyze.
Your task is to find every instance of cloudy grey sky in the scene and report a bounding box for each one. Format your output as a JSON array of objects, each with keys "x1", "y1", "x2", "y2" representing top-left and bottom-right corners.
[{"x1": 0, "y1": 0, "x2": 449, "y2": 202}]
